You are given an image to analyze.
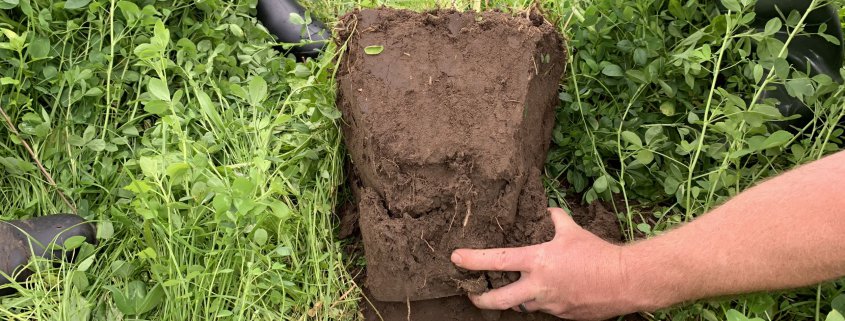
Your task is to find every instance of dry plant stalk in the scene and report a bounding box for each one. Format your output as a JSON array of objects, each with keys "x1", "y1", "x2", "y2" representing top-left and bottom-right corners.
[{"x1": 0, "y1": 103, "x2": 77, "y2": 213}]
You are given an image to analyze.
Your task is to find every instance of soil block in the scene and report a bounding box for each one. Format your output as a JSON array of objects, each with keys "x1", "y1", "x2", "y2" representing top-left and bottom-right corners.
[
  {"x1": 336, "y1": 8, "x2": 566, "y2": 302},
  {"x1": 343, "y1": 198, "x2": 626, "y2": 321}
]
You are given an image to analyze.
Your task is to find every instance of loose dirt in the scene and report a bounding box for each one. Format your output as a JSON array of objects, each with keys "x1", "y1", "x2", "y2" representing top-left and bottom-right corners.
[
  {"x1": 567, "y1": 198, "x2": 624, "y2": 243},
  {"x1": 336, "y1": 8, "x2": 566, "y2": 302}
]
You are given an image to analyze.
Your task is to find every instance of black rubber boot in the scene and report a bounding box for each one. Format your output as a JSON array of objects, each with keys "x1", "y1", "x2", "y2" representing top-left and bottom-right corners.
[
  {"x1": 0, "y1": 214, "x2": 96, "y2": 294},
  {"x1": 256, "y1": 0, "x2": 329, "y2": 60},
  {"x1": 752, "y1": 0, "x2": 844, "y2": 129}
]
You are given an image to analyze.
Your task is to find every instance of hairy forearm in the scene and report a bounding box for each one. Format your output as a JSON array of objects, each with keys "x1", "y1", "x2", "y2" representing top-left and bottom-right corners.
[{"x1": 623, "y1": 150, "x2": 845, "y2": 311}]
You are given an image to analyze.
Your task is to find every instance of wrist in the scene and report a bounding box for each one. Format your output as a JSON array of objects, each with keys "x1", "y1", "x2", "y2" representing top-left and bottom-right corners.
[{"x1": 619, "y1": 241, "x2": 683, "y2": 312}]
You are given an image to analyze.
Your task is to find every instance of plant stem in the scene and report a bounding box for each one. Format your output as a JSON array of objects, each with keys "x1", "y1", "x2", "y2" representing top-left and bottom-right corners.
[{"x1": 0, "y1": 103, "x2": 77, "y2": 213}]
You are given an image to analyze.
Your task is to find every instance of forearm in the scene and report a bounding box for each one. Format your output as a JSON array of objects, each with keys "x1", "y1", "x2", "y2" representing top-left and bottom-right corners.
[{"x1": 624, "y1": 150, "x2": 845, "y2": 311}]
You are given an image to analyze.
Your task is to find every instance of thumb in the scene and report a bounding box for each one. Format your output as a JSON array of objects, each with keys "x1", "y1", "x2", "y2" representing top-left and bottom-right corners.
[{"x1": 549, "y1": 207, "x2": 578, "y2": 236}]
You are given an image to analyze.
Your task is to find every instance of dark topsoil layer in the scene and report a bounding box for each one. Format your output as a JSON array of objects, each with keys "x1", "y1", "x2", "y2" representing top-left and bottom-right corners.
[{"x1": 335, "y1": 6, "x2": 629, "y2": 321}]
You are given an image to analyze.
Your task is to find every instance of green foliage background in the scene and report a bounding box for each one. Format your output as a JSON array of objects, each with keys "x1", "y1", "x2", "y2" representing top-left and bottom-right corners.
[
  {"x1": 0, "y1": 0, "x2": 351, "y2": 319},
  {"x1": 541, "y1": 0, "x2": 845, "y2": 319},
  {"x1": 0, "y1": 0, "x2": 843, "y2": 320}
]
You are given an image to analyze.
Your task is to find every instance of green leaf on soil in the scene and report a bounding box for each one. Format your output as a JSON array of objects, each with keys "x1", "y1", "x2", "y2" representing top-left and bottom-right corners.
[{"x1": 364, "y1": 45, "x2": 384, "y2": 55}]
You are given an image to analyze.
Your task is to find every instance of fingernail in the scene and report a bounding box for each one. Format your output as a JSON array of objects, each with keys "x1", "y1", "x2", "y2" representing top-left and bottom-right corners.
[{"x1": 451, "y1": 251, "x2": 463, "y2": 265}]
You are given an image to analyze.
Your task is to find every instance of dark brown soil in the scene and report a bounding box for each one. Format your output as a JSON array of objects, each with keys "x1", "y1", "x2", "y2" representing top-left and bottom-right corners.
[
  {"x1": 361, "y1": 295, "x2": 647, "y2": 321},
  {"x1": 336, "y1": 6, "x2": 631, "y2": 321},
  {"x1": 336, "y1": 8, "x2": 566, "y2": 302},
  {"x1": 567, "y1": 198, "x2": 624, "y2": 243},
  {"x1": 362, "y1": 292, "x2": 561, "y2": 321},
  {"x1": 353, "y1": 199, "x2": 628, "y2": 321}
]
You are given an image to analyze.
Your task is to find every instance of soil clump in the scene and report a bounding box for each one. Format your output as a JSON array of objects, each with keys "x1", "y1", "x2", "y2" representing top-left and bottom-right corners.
[
  {"x1": 336, "y1": 7, "x2": 566, "y2": 302},
  {"x1": 333, "y1": 6, "x2": 630, "y2": 321}
]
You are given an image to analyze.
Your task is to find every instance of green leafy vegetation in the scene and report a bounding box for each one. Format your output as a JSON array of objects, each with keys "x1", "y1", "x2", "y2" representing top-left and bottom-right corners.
[
  {"x1": 541, "y1": 0, "x2": 845, "y2": 319},
  {"x1": 0, "y1": 0, "x2": 352, "y2": 319},
  {"x1": 0, "y1": 0, "x2": 844, "y2": 320}
]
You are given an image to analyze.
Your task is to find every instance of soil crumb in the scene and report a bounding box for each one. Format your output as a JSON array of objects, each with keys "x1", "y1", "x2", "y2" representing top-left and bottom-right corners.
[
  {"x1": 336, "y1": 8, "x2": 566, "y2": 302},
  {"x1": 568, "y1": 199, "x2": 624, "y2": 243}
]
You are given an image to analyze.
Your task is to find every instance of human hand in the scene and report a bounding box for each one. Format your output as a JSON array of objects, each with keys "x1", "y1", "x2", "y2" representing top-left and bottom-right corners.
[{"x1": 450, "y1": 208, "x2": 641, "y2": 320}]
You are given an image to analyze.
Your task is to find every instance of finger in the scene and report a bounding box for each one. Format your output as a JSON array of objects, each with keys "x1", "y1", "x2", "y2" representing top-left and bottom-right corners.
[
  {"x1": 451, "y1": 246, "x2": 536, "y2": 272},
  {"x1": 549, "y1": 207, "x2": 577, "y2": 236},
  {"x1": 510, "y1": 299, "x2": 539, "y2": 313},
  {"x1": 469, "y1": 279, "x2": 536, "y2": 310}
]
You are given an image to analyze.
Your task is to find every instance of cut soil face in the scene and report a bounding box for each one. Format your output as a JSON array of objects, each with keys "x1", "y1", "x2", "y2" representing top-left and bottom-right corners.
[
  {"x1": 350, "y1": 198, "x2": 628, "y2": 321},
  {"x1": 334, "y1": 6, "x2": 630, "y2": 321},
  {"x1": 336, "y1": 8, "x2": 566, "y2": 302}
]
